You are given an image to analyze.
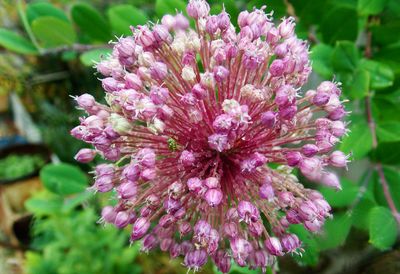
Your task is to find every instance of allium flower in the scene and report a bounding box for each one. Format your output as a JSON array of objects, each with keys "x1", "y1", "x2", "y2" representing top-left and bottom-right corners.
[{"x1": 71, "y1": 1, "x2": 349, "y2": 272}]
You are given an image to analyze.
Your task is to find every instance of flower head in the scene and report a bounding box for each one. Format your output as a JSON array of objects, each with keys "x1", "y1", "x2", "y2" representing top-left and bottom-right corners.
[{"x1": 72, "y1": 1, "x2": 349, "y2": 272}]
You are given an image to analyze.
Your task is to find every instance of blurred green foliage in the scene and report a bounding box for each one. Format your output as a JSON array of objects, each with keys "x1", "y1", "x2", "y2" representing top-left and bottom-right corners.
[{"x1": 0, "y1": 0, "x2": 399, "y2": 273}]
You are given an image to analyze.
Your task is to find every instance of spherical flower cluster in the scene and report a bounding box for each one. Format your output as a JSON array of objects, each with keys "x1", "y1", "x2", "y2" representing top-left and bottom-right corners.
[{"x1": 71, "y1": 1, "x2": 349, "y2": 272}]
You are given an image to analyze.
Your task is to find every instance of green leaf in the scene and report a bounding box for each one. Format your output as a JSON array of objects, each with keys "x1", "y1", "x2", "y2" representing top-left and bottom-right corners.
[
  {"x1": 359, "y1": 59, "x2": 394, "y2": 89},
  {"x1": 71, "y1": 3, "x2": 111, "y2": 42},
  {"x1": 320, "y1": 178, "x2": 359, "y2": 207},
  {"x1": 316, "y1": 213, "x2": 353, "y2": 250},
  {"x1": 358, "y1": 0, "x2": 388, "y2": 15},
  {"x1": 247, "y1": 0, "x2": 287, "y2": 18},
  {"x1": 320, "y1": 8, "x2": 358, "y2": 44},
  {"x1": 375, "y1": 46, "x2": 400, "y2": 75},
  {"x1": 80, "y1": 48, "x2": 112, "y2": 66},
  {"x1": 155, "y1": 0, "x2": 187, "y2": 18},
  {"x1": 213, "y1": 263, "x2": 262, "y2": 274},
  {"x1": 0, "y1": 28, "x2": 38, "y2": 54},
  {"x1": 310, "y1": 43, "x2": 334, "y2": 78},
  {"x1": 223, "y1": 0, "x2": 239, "y2": 25},
  {"x1": 371, "y1": 22, "x2": 400, "y2": 46},
  {"x1": 40, "y1": 163, "x2": 88, "y2": 195},
  {"x1": 62, "y1": 191, "x2": 93, "y2": 213},
  {"x1": 25, "y1": 196, "x2": 62, "y2": 216},
  {"x1": 373, "y1": 141, "x2": 400, "y2": 164},
  {"x1": 347, "y1": 69, "x2": 370, "y2": 99},
  {"x1": 351, "y1": 197, "x2": 376, "y2": 230},
  {"x1": 107, "y1": 5, "x2": 149, "y2": 36},
  {"x1": 368, "y1": 206, "x2": 397, "y2": 250},
  {"x1": 26, "y1": 2, "x2": 69, "y2": 25},
  {"x1": 289, "y1": 225, "x2": 319, "y2": 266},
  {"x1": 339, "y1": 119, "x2": 373, "y2": 159},
  {"x1": 331, "y1": 41, "x2": 359, "y2": 72},
  {"x1": 373, "y1": 96, "x2": 400, "y2": 122},
  {"x1": 376, "y1": 121, "x2": 400, "y2": 142},
  {"x1": 373, "y1": 167, "x2": 400, "y2": 210},
  {"x1": 32, "y1": 17, "x2": 76, "y2": 48}
]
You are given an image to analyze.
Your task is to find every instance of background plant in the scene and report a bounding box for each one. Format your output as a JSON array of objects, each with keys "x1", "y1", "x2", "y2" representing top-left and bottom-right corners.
[{"x1": 1, "y1": 0, "x2": 399, "y2": 273}]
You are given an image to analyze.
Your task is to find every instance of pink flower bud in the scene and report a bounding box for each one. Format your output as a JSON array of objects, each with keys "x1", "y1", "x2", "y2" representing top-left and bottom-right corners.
[
  {"x1": 170, "y1": 242, "x2": 181, "y2": 258},
  {"x1": 298, "y1": 200, "x2": 318, "y2": 221},
  {"x1": 237, "y1": 201, "x2": 259, "y2": 223},
  {"x1": 117, "y1": 181, "x2": 137, "y2": 199},
  {"x1": 214, "y1": 250, "x2": 231, "y2": 273},
  {"x1": 321, "y1": 172, "x2": 341, "y2": 190},
  {"x1": 160, "y1": 238, "x2": 173, "y2": 251},
  {"x1": 238, "y1": 11, "x2": 249, "y2": 28},
  {"x1": 135, "y1": 26, "x2": 155, "y2": 48},
  {"x1": 208, "y1": 133, "x2": 230, "y2": 152},
  {"x1": 101, "y1": 206, "x2": 117, "y2": 223},
  {"x1": 153, "y1": 24, "x2": 172, "y2": 43},
  {"x1": 223, "y1": 222, "x2": 238, "y2": 238},
  {"x1": 114, "y1": 211, "x2": 130, "y2": 228},
  {"x1": 150, "y1": 86, "x2": 169, "y2": 105},
  {"x1": 281, "y1": 233, "x2": 301, "y2": 253},
  {"x1": 285, "y1": 151, "x2": 302, "y2": 167},
  {"x1": 159, "y1": 214, "x2": 175, "y2": 228},
  {"x1": 205, "y1": 15, "x2": 218, "y2": 34},
  {"x1": 230, "y1": 238, "x2": 252, "y2": 264},
  {"x1": 204, "y1": 177, "x2": 220, "y2": 188},
  {"x1": 329, "y1": 150, "x2": 348, "y2": 167},
  {"x1": 328, "y1": 106, "x2": 346, "y2": 121},
  {"x1": 302, "y1": 144, "x2": 319, "y2": 157},
  {"x1": 330, "y1": 121, "x2": 346, "y2": 137},
  {"x1": 76, "y1": 94, "x2": 96, "y2": 109},
  {"x1": 317, "y1": 81, "x2": 341, "y2": 96},
  {"x1": 130, "y1": 217, "x2": 150, "y2": 241},
  {"x1": 299, "y1": 157, "x2": 323, "y2": 181},
  {"x1": 264, "y1": 237, "x2": 284, "y2": 256},
  {"x1": 74, "y1": 148, "x2": 96, "y2": 163},
  {"x1": 179, "y1": 150, "x2": 195, "y2": 167},
  {"x1": 304, "y1": 218, "x2": 323, "y2": 232},
  {"x1": 192, "y1": 84, "x2": 207, "y2": 100},
  {"x1": 269, "y1": 59, "x2": 285, "y2": 77},
  {"x1": 141, "y1": 168, "x2": 156, "y2": 181},
  {"x1": 93, "y1": 174, "x2": 114, "y2": 192},
  {"x1": 274, "y1": 43, "x2": 288, "y2": 57},
  {"x1": 187, "y1": 0, "x2": 210, "y2": 19},
  {"x1": 125, "y1": 73, "x2": 143, "y2": 90},
  {"x1": 286, "y1": 209, "x2": 302, "y2": 224},
  {"x1": 102, "y1": 77, "x2": 121, "y2": 92},
  {"x1": 184, "y1": 249, "x2": 208, "y2": 271},
  {"x1": 216, "y1": 12, "x2": 229, "y2": 30},
  {"x1": 259, "y1": 183, "x2": 275, "y2": 201},
  {"x1": 161, "y1": 14, "x2": 175, "y2": 30},
  {"x1": 179, "y1": 221, "x2": 192, "y2": 236},
  {"x1": 122, "y1": 163, "x2": 140, "y2": 182},
  {"x1": 278, "y1": 17, "x2": 295, "y2": 38},
  {"x1": 312, "y1": 92, "x2": 330, "y2": 106},
  {"x1": 174, "y1": 13, "x2": 189, "y2": 31},
  {"x1": 141, "y1": 234, "x2": 158, "y2": 252},
  {"x1": 213, "y1": 66, "x2": 229, "y2": 82},
  {"x1": 249, "y1": 221, "x2": 263, "y2": 237},
  {"x1": 204, "y1": 188, "x2": 223, "y2": 207},
  {"x1": 261, "y1": 111, "x2": 276, "y2": 128},
  {"x1": 278, "y1": 191, "x2": 295, "y2": 207},
  {"x1": 150, "y1": 62, "x2": 168, "y2": 81},
  {"x1": 187, "y1": 177, "x2": 203, "y2": 193}
]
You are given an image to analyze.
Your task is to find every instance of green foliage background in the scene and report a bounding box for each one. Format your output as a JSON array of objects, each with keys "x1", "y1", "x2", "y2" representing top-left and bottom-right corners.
[{"x1": 1, "y1": 0, "x2": 400, "y2": 273}]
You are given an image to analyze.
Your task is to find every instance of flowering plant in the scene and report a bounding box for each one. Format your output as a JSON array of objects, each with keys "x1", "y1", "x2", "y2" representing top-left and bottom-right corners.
[{"x1": 71, "y1": 0, "x2": 348, "y2": 272}]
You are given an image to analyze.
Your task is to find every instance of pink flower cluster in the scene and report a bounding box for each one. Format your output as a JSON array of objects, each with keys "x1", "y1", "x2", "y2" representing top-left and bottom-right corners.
[{"x1": 71, "y1": 0, "x2": 349, "y2": 272}]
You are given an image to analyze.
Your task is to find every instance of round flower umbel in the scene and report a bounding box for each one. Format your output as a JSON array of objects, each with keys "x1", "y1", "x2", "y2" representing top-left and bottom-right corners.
[{"x1": 72, "y1": 1, "x2": 349, "y2": 272}]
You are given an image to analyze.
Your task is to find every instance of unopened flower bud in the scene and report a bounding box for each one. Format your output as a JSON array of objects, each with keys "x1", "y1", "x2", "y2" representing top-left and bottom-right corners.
[{"x1": 74, "y1": 148, "x2": 96, "y2": 163}]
